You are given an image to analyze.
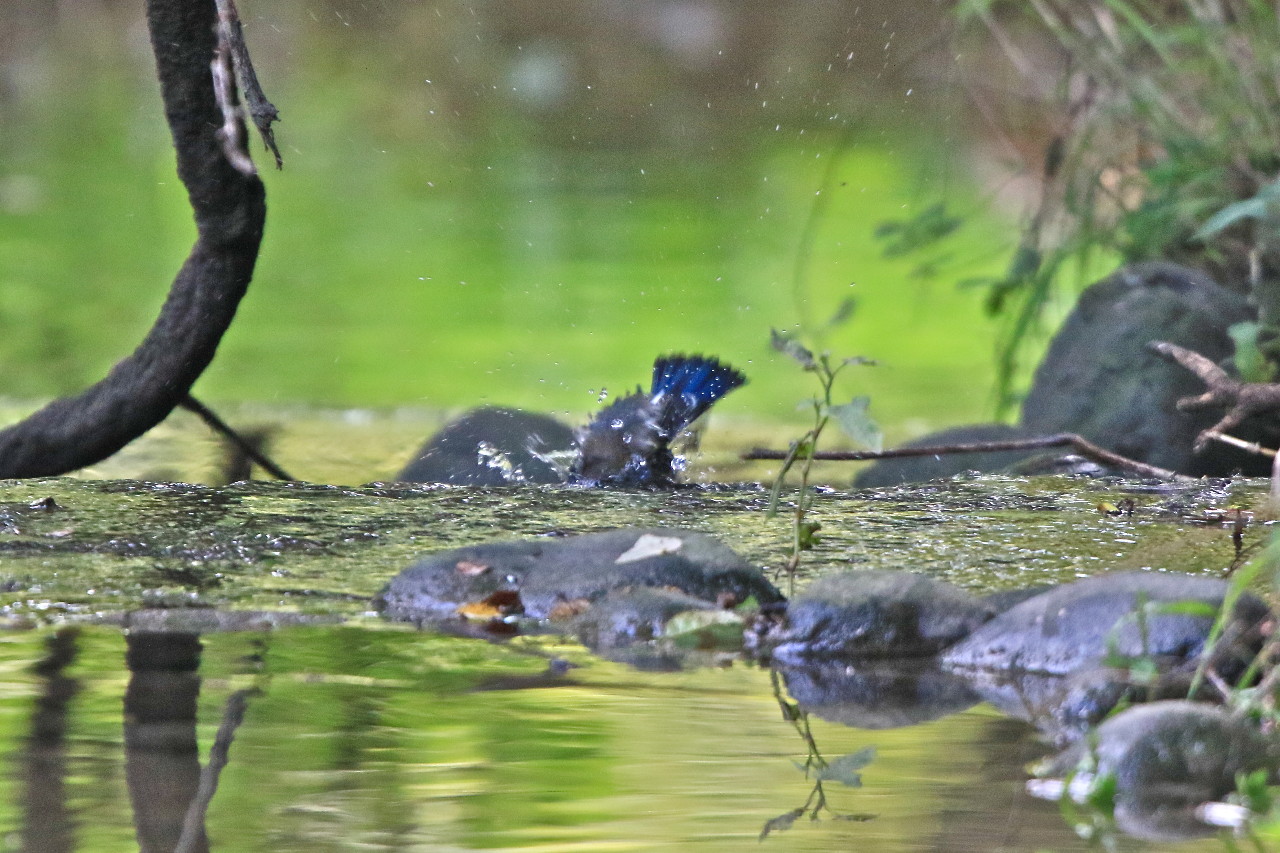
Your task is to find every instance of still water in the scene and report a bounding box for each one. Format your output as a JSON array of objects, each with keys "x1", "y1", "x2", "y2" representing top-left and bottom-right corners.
[{"x1": 0, "y1": 471, "x2": 1267, "y2": 851}]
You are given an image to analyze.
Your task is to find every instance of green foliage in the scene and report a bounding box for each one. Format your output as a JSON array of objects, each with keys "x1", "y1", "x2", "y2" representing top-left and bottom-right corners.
[
  {"x1": 955, "y1": 0, "x2": 1280, "y2": 407},
  {"x1": 767, "y1": 327, "x2": 879, "y2": 592},
  {"x1": 815, "y1": 747, "x2": 876, "y2": 787},
  {"x1": 1230, "y1": 322, "x2": 1279, "y2": 383}
]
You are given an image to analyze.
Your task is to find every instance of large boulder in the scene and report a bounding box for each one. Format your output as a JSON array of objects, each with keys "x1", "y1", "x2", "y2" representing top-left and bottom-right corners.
[
  {"x1": 1021, "y1": 262, "x2": 1263, "y2": 475},
  {"x1": 396, "y1": 406, "x2": 575, "y2": 485},
  {"x1": 942, "y1": 570, "x2": 1271, "y2": 677}
]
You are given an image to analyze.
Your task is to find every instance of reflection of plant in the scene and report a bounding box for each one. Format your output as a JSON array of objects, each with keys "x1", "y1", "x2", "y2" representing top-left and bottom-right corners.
[
  {"x1": 767, "y1": 326, "x2": 880, "y2": 594},
  {"x1": 760, "y1": 669, "x2": 876, "y2": 841},
  {"x1": 956, "y1": 0, "x2": 1280, "y2": 410}
]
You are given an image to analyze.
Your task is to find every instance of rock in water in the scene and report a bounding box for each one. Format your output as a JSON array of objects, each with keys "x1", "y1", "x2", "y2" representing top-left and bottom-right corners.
[
  {"x1": 1034, "y1": 701, "x2": 1277, "y2": 841},
  {"x1": 397, "y1": 407, "x2": 574, "y2": 485},
  {"x1": 375, "y1": 527, "x2": 782, "y2": 625},
  {"x1": 750, "y1": 570, "x2": 994, "y2": 662},
  {"x1": 942, "y1": 570, "x2": 1271, "y2": 677}
]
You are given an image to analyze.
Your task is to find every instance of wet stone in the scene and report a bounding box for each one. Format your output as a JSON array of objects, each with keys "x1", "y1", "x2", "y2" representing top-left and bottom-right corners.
[
  {"x1": 1036, "y1": 700, "x2": 1278, "y2": 841},
  {"x1": 941, "y1": 570, "x2": 1271, "y2": 677},
  {"x1": 751, "y1": 570, "x2": 994, "y2": 662},
  {"x1": 396, "y1": 406, "x2": 574, "y2": 485},
  {"x1": 572, "y1": 587, "x2": 716, "y2": 651},
  {"x1": 375, "y1": 527, "x2": 784, "y2": 625}
]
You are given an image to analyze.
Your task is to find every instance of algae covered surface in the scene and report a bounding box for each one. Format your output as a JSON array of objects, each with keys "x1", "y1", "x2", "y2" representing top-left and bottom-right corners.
[{"x1": 0, "y1": 473, "x2": 1265, "y2": 623}]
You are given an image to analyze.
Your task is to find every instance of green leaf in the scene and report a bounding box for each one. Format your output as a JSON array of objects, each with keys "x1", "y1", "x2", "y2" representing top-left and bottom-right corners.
[
  {"x1": 816, "y1": 746, "x2": 876, "y2": 787},
  {"x1": 797, "y1": 520, "x2": 821, "y2": 550},
  {"x1": 663, "y1": 609, "x2": 744, "y2": 650},
  {"x1": 830, "y1": 396, "x2": 883, "y2": 451},
  {"x1": 1228, "y1": 322, "x2": 1276, "y2": 383},
  {"x1": 1195, "y1": 180, "x2": 1280, "y2": 241},
  {"x1": 759, "y1": 808, "x2": 806, "y2": 840},
  {"x1": 771, "y1": 328, "x2": 816, "y2": 370}
]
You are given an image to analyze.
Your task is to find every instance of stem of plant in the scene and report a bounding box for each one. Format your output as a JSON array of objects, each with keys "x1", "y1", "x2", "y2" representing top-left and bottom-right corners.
[{"x1": 768, "y1": 353, "x2": 842, "y2": 595}]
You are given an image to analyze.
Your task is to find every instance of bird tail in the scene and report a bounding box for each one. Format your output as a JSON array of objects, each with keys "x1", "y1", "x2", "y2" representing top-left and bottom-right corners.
[{"x1": 649, "y1": 354, "x2": 747, "y2": 436}]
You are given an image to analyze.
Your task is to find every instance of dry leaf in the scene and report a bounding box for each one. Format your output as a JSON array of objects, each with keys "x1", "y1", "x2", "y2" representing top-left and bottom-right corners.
[
  {"x1": 548, "y1": 598, "x2": 592, "y2": 620},
  {"x1": 455, "y1": 560, "x2": 491, "y2": 576},
  {"x1": 457, "y1": 589, "x2": 523, "y2": 619}
]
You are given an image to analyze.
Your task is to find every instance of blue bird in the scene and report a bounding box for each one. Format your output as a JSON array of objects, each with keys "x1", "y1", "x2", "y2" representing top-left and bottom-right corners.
[{"x1": 573, "y1": 354, "x2": 747, "y2": 486}]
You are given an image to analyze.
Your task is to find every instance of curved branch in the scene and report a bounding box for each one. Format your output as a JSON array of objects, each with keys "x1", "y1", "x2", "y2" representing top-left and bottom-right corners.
[
  {"x1": 0, "y1": 0, "x2": 266, "y2": 478},
  {"x1": 1148, "y1": 341, "x2": 1280, "y2": 451}
]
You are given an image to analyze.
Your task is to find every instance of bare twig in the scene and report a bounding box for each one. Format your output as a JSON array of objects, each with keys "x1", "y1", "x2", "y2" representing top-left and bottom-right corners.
[
  {"x1": 1148, "y1": 340, "x2": 1280, "y2": 451},
  {"x1": 210, "y1": 31, "x2": 256, "y2": 177},
  {"x1": 174, "y1": 688, "x2": 258, "y2": 853},
  {"x1": 181, "y1": 395, "x2": 294, "y2": 481},
  {"x1": 744, "y1": 431, "x2": 1193, "y2": 481},
  {"x1": 215, "y1": 0, "x2": 283, "y2": 169},
  {"x1": 1202, "y1": 430, "x2": 1277, "y2": 458}
]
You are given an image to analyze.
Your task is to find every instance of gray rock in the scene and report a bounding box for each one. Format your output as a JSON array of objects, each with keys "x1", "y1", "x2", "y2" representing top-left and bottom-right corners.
[
  {"x1": 375, "y1": 527, "x2": 783, "y2": 624},
  {"x1": 1021, "y1": 262, "x2": 1266, "y2": 475},
  {"x1": 957, "y1": 665, "x2": 1207, "y2": 745},
  {"x1": 572, "y1": 587, "x2": 716, "y2": 651},
  {"x1": 1037, "y1": 701, "x2": 1277, "y2": 841},
  {"x1": 753, "y1": 570, "x2": 994, "y2": 662},
  {"x1": 396, "y1": 406, "x2": 574, "y2": 485},
  {"x1": 942, "y1": 571, "x2": 1270, "y2": 676},
  {"x1": 853, "y1": 423, "x2": 1042, "y2": 487}
]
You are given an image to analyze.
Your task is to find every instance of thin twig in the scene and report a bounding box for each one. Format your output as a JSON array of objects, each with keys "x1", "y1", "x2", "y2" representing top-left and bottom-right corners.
[
  {"x1": 215, "y1": 0, "x2": 283, "y2": 169},
  {"x1": 1203, "y1": 430, "x2": 1277, "y2": 458},
  {"x1": 174, "y1": 688, "x2": 258, "y2": 853},
  {"x1": 181, "y1": 394, "x2": 295, "y2": 481},
  {"x1": 744, "y1": 431, "x2": 1193, "y2": 481},
  {"x1": 210, "y1": 31, "x2": 256, "y2": 177}
]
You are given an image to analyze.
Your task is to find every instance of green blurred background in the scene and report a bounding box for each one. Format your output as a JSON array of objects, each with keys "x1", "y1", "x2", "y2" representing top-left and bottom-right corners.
[{"x1": 0, "y1": 1, "x2": 1043, "y2": 477}]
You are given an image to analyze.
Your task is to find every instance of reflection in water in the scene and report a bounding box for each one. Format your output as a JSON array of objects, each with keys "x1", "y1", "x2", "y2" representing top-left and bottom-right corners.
[
  {"x1": 22, "y1": 629, "x2": 79, "y2": 853},
  {"x1": 123, "y1": 632, "x2": 208, "y2": 853},
  {"x1": 121, "y1": 632, "x2": 258, "y2": 853},
  {"x1": 3, "y1": 624, "x2": 1237, "y2": 852}
]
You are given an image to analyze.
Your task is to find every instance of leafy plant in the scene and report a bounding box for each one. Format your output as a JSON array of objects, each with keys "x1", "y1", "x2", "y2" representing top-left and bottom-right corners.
[
  {"x1": 955, "y1": 0, "x2": 1280, "y2": 410},
  {"x1": 767, "y1": 326, "x2": 880, "y2": 593},
  {"x1": 760, "y1": 669, "x2": 877, "y2": 840}
]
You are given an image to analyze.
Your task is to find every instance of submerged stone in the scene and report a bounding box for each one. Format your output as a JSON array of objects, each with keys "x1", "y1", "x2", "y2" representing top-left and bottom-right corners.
[
  {"x1": 750, "y1": 570, "x2": 994, "y2": 662},
  {"x1": 1035, "y1": 701, "x2": 1277, "y2": 841},
  {"x1": 375, "y1": 527, "x2": 783, "y2": 626},
  {"x1": 396, "y1": 406, "x2": 574, "y2": 485},
  {"x1": 958, "y1": 665, "x2": 1211, "y2": 745},
  {"x1": 942, "y1": 570, "x2": 1271, "y2": 677}
]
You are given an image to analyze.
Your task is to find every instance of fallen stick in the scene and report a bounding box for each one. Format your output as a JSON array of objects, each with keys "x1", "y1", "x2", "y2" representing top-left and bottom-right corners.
[{"x1": 742, "y1": 431, "x2": 1193, "y2": 482}]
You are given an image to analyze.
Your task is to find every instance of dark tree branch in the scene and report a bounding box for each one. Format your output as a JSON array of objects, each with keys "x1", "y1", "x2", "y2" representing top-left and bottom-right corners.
[
  {"x1": 743, "y1": 432, "x2": 1193, "y2": 482},
  {"x1": 1148, "y1": 341, "x2": 1280, "y2": 452},
  {"x1": 0, "y1": 0, "x2": 266, "y2": 479}
]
